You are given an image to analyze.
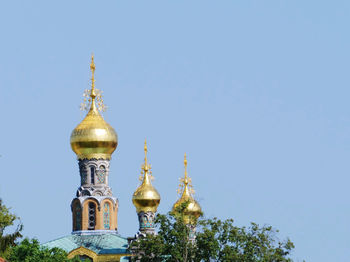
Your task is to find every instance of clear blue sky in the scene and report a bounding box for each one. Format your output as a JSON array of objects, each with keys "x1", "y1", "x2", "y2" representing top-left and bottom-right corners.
[{"x1": 1, "y1": 1, "x2": 349, "y2": 261}]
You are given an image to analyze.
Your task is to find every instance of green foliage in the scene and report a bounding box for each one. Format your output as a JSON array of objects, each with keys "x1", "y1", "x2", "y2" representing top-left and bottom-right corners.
[
  {"x1": 131, "y1": 213, "x2": 195, "y2": 262},
  {"x1": 131, "y1": 210, "x2": 295, "y2": 262},
  {"x1": 7, "y1": 238, "x2": 81, "y2": 262},
  {"x1": 131, "y1": 202, "x2": 199, "y2": 262},
  {"x1": 196, "y1": 218, "x2": 294, "y2": 262},
  {"x1": 0, "y1": 199, "x2": 22, "y2": 257}
]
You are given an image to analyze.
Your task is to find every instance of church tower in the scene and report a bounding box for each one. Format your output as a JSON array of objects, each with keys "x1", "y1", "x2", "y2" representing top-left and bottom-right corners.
[
  {"x1": 132, "y1": 140, "x2": 161, "y2": 237},
  {"x1": 70, "y1": 55, "x2": 119, "y2": 233},
  {"x1": 44, "y1": 56, "x2": 130, "y2": 261}
]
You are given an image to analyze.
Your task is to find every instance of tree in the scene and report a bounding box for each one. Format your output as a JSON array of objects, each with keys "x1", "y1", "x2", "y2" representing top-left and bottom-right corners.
[
  {"x1": 7, "y1": 238, "x2": 81, "y2": 262},
  {"x1": 0, "y1": 200, "x2": 84, "y2": 262},
  {"x1": 0, "y1": 199, "x2": 22, "y2": 258},
  {"x1": 131, "y1": 209, "x2": 295, "y2": 262},
  {"x1": 196, "y1": 218, "x2": 294, "y2": 262}
]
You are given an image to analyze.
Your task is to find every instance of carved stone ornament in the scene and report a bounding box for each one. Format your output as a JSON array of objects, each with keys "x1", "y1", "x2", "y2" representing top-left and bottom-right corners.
[{"x1": 138, "y1": 211, "x2": 155, "y2": 232}]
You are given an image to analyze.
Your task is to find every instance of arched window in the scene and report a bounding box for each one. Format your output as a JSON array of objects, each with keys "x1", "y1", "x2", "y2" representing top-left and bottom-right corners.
[
  {"x1": 97, "y1": 165, "x2": 106, "y2": 184},
  {"x1": 80, "y1": 168, "x2": 87, "y2": 185},
  {"x1": 88, "y1": 202, "x2": 96, "y2": 230},
  {"x1": 103, "y1": 202, "x2": 110, "y2": 230},
  {"x1": 74, "y1": 204, "x2": 82, "y2": 231},
  {"x1": 90, "y1": 167, "x2": 95, "y2": 184}
]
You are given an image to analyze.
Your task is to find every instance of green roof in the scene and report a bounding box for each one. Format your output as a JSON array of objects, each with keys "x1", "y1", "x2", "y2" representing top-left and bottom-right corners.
[{"x1": 43, "y1": 233, "x2": 129, "y2": 255}]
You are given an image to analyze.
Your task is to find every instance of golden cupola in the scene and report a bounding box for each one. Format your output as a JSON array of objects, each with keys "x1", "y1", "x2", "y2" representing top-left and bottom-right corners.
[
  {"x1": 70, "y1": 55, "x2": 118, "y2": 160},
  {"x1": 132, "y1": 140, "x2": 161, "y2": 213},
  {"x1": 172, "y1": 154, "x2": 202, "y2": 224}
]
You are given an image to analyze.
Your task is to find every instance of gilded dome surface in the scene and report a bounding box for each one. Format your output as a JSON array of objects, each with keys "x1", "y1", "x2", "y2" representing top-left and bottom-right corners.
[
  {"x1": 132, "y1": 173, "x2": 161, "y2": 213},
  {"x1": 70, "y1": 101, "x2": 118, "y2": 160},
  {"x1": 70, "y1": 55, "x2": 118, "y2": 160},
  {"x1": 173, "y1": 188, "x2": 201, "y2": 215},
  {"x1": 172, "y1": 184, "x2": 202, "y2": 224},
  {"x1": 132, "y1": 141, "x2": 161, "y2": 213}
]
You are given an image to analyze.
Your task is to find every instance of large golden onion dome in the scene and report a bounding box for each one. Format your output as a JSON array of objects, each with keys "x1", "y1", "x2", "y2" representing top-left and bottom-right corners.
[
  {"x1": 172, "y1": 154, "x2": 202, "y2": 224},
  {"x1": 132, "y1": 140, "x2": 161, "y2": 213},
  {"x1": 70, "y1": 56, "x2": 118, "y2": 160}
]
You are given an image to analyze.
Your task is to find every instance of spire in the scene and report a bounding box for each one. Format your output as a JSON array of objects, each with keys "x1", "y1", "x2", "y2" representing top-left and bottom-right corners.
[
  {"x1": 80, "y1": 54, "x2": 106, "y2": 112},
  {"x1": 90, "y1": 54, "x2": 96, "y2": 99},
  {"x1": 138, "y1": 139, "x2": 153, "y2": 187},
  {"x1": 184, "y1": 153, "x2": 188, "y2": 185},
  {"x1": 141, "y1": 139, "x2": 151, "y2": 177},
  {"x1": 178, "y1": 153, "x2": 193, "y2": 198}
]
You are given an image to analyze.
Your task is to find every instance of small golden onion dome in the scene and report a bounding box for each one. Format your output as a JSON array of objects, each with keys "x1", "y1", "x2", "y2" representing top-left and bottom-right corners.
[
  {"x1": 132, "y1": 140, "x2": 161, "y2": 213},
  {"x1": 70, "y1": 55, "x2": 118, "y2": 160},
  {"x1": 172, "y1": 154, "x2": 202, "y2": 224},
  {"x1": 132, "y1": 172, "x2": 161, "y2": 213},
  {"x1": 172, "y1": 189, "x2": 202, "y2": 224}
]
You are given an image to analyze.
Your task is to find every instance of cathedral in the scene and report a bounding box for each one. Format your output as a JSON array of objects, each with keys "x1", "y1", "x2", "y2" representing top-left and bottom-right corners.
[{"x1": 43, "y1": 56, "x2": 202, "y2": 262}]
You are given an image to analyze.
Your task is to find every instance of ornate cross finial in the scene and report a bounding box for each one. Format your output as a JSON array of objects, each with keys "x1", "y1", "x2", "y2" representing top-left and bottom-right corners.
[
  {"x1": 80, "y1": 54, "x2": 107, "y2": 112},
  {"x1": 177, "y1": 153, "x2": 194, "y2": 196},
  {"x1": 140, "y1": 139, "x2": 153, "y2": 181},
  {"x1": 144, "y1": 139, "x2": 148, "y2": 166},
  {"x1": 184, "y1": 153, "x2": 188, "y2": 184},
  {"x1": 90, "y1": 54, "x2": 96, "y2": 98}
]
